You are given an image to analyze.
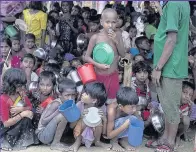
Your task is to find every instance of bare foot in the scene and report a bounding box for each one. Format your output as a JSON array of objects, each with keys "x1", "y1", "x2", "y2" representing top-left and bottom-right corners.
[
  {"x1": 94, "y1": 141, "x2": 112, "y2": 150},
  {"x1": 111, "y1": 142, "x2": 125, "y2": 152},
  {"x1": 50, "y1": 142, "x2": 69, "y2": 151},
  {"x1": 175, "y1": 137, "x2": 184, "y2": 151},
  {"x1": 119, "y1": 138, "x2": 136, "y2": 151},
  {"x1": 69, "y1": 137, "x2": 81, "y2": 152}
]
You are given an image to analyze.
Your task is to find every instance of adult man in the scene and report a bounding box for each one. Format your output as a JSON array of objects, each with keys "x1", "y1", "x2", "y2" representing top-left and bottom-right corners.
[{"x1": 152, "y1": 1, "x2": 190, "y2": 151}]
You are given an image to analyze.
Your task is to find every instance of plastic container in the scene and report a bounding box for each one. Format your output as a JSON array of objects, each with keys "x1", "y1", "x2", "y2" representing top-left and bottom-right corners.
[
  {"x1": 5, "y1": 25, "x2": 18, "y2": 37},
  {"x1": 128, "y1": 117, "x2": 144, "y2": 147},
  {"x1": 59, "y1": 100, "x2": 81, "y2": 122},
  {"x1": 77, "y1": 63, "x2": 96, "y2": 84}
]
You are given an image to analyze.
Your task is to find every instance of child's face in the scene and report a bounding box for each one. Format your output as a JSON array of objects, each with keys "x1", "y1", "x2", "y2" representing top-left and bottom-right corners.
[
  {"x1": 89, "y1": 22, "x2": 99, "y2": 32},
  {"x1": 39, "y1": 78, "x2": 54, "y2": 96},
  {"x1": 25, "y1": 39, "x2": 35, "y2": 49},
  {"x1": 116, "y1": 18, "x2": 123, "y2": 28},
  {"x1": 47, "y1": 20, "x2": 53, "y2": 28},
  {"x1": 129, "y1": 28, "x2": 137, "y2": 38},
  {"x1": 12, "y1": 40, "x2": 20, "y2": 52},
  {"x1": 21, "y1": 57, "x2": 34, "y2": 70},
  {"x1": 82, "y1": 11, "x2": 90, "y2": 19},
  {"x1": 1, "y1": 42, "x2": 11, "y2": 58},
  {"x1": 101, "y1": 12, "x2": 117, "y2": 32},
  {"x1": 60, "y1": 90, "x2": 77, "y2": 101},
  {"x1": 71, "y1": 7, "x2": 79, "y2": 16},
  {"x1": 120, "y1": 104, "x2": 137, "y2": 115},
  {"x1": 181, "y1": 87, "x2": 194, "y2": 105},
  {"x1": 61, "y1": 2, "x2": 71, "y2": 13},
  {"x1": 139, "y1": 39, "x2": 150, "y2": 50},
  {"x1": 50, "y1": 12, "x2": 59, "y2": 19},
  {"x1": 134, "y1": 55, "x2": 144, "y2": 63},
  {"x1": 78, "y1": 19, "x2": 83, "y2": 27},
  {"x1": 81, "y1": 92, "x2": 96, "y2": 105},
  {"x1": 136, "y1": 71, "x2": 148, "y2": 82}
]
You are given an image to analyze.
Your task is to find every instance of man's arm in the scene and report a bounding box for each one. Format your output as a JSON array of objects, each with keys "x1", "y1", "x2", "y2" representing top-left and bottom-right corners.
[{"x1": 156, "y1": 32, "x2": 177, "y2": 70}]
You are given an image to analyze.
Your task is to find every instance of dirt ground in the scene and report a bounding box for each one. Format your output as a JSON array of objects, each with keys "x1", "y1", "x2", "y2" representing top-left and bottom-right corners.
[{"x1": 2, "y1": 129, "x2": 195, "y2": 152}]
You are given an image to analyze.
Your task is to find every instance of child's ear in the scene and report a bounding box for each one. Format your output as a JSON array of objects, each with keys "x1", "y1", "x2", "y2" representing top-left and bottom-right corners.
[
  {"x1": 92, "y1": 98, "x2": 97, "y2": 104},
  {"x1": 118, "y1": 104, "x2": 123, "y2": 110}
]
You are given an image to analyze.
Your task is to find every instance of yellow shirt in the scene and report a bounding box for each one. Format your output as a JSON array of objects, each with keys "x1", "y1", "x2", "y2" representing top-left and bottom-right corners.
[{"x1": 23, "y1": 9, "x2": 47, "y2": 40}]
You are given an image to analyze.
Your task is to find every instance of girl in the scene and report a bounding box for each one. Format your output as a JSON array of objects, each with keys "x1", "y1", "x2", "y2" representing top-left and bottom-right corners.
[
  {"x1": 23, "y1": 33, "x2": 37, "y2": 54},
  {"x1": 23, "y1": 1, "x2": 47, "y2": 47},
  {"x1": 29, "y1": 71, "x2": 56, "y2": 129},
  {"x1": 56, "y1": 1, "x2": 78, "y2": 53},
  {"x1": 0, "y1": 68, "x2": 37, "y2": 150},
  {"x1": 10, "y1": 36, "x2": 25, "y2": 59},
  {"x1": 0, "y1": 37, "x2": 21, "y2": 78},
  {"x1": 71, "y1": 82, "x2": 110, "y2": 152},
  {"x1": 45, "y1": 16, "x2": 56, "y2": 47}
]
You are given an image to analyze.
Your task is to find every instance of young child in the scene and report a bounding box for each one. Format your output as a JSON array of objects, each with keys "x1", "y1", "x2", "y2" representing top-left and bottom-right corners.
[
  {"x1": 86, "y1": 15, "x2": 100, "y2": 39},
  {"x1": 71, "y1": 82, "x2": 110, "y2": 151},
  {"x1": 0, "y1": 68, "x2": 37, "y2": 150},
  {"x1": 176, "y1": 81, "x2": 194, "y2": 149},
  {"x1": 126, "y1": 25, "x2": 137, "y2": 48},
  {"x1": 45, "y1": 16, "x2": 56, "y2": 47},
  {"x1": 23, "y1": 33, "x2": 36, "y2": 54},
  {"x1": 133, "y1": 54, "x2": 145, "y2": 64},
  {"x1": 107, "y1": 87, "x2": 139, "y2": 151},
  {"x1": 132, "y1": 61, "x2": 152, "y2": 111},
  {"x1": 23, "y1": 1, "x2": 47, "y2": 47},
  {"x1": 82, "y1": 7, "x2": 90, "y2": 27},
  {"x1": 84, "y1": 8, "x2": 125, "y2": 104},
  {"x1": 10, "y1": 36, "x2": 25, "y2": 59},
  {"x1": 21, "y1": 53, "x2": 38, "y2": 85},
  {"x1": 36, "y1": 78, "x2": 77, "y2": 151},
  {"x1": 29, "y1": 71, "x2": 56, "y2": 129}
]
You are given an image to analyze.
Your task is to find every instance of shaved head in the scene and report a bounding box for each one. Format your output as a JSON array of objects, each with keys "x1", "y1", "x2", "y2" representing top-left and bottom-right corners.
[{"x1": 101, "y1": 8, "x2": 117, "y2": 19}]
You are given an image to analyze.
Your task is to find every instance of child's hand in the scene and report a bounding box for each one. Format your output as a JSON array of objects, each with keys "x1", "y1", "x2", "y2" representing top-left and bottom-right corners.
[
  {"x1": 20, "y1": 110, "x2": 33, "y2": 119},
  {"x1": 108, "y1": 29, "x2": 118, "y2": 44},
  {"x1": 36, "y1": 106, "x2": 44, "y2": 114},
  {"x1": 97, "y1": 63, "x2": 110, "y2": 70},
  {"x1": 10, "y1": 106, "x2": 24, "y2": 116},
  {"x1": 98, "y1": 109, "x2": 107, "y2": 122},
  {"x1": 123, "y1": 119, "x2": 130, "y2": 129},
  {"x1": 24, "y1": 67, "x2": 32, "y2": 77}
]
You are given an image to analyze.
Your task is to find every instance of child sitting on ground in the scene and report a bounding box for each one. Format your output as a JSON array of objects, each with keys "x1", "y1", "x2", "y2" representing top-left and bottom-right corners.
[
  {"x1": 10, "y1": 36, "x2": 25, "y2": 59},
  {"x1": 21, "y1": 53, "x2": 39, "y2": 86},
  {"x1": 107, "y1": 87, "x2": 139, "y2": 151},
  {"x1": 29, "y1": 71, "x2": 56, "y2": 129},
  {"x1": 22, "y1": 33, "x2": 36, "y2": 54},
  {"x1": 132, "y1": 61, "x2": 152, "y2": 112},
  {"x1": 36, "y1": 78, "x2": 77, "y2": 151},
  {"x1": 0, "y1": 68, "x2": 37, "y2": 150},
  {"x1": 71, "y1": 82, "x2": 110, "y2": 151}
]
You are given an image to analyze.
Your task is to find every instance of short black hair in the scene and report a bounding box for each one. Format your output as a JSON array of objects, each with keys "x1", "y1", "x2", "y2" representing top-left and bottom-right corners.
[
  {"x1": 22, "y1": 53, "x2": 36, "y2": 65},
  {"x1": 48, "y1": 16, "x2": 56, "y2": 29},
  {"x1": 89, "y1": 15, "x2": 100, "y2": 24},
  {"x1": 29, "y1": 1, "x2": 43, "y2": 11},
  {"x1": 73, "y1": 5, "x2": 82, "y2": 14},
  {"x1": 38, "y1": 71, "x2": 56, "y2": 86},
  {"x1": 135, "y1": 36, "x2": 148, "y2": 49},
  {"x1": 53, "y1": 2, "x2": 61, "y2": 12},
  {"x1": 1, "y1": 37, "x2": 12, "y2": 47},
  {"x1": 84, "y1": 82, "x2": 107, "y2": 107},
  {"x1": 61, "y1": 1, "x2": 73, "y2": 11},
  {"x1": 49, "y1": 10, "x2": 59, "y2": 17},
  {"x1": 90, "y1": 9, "x2": 97, "y2": 16},
  {"x1": 44, "y1": 63, "x2": 61, "y2": 74},
  {"x1": 25, "y1": 33, "x2": 36, "y2": 41},
  {"x1": 58, "y1": 78, "x2": 76, "y2": 94},
  {"x1": 117, "y1": 87, "x2": 139, "y2": 106},
  {"x1": 133, "y1": 61, "x2": 152, "y2": 74},
  {"x1": 182, "y1": 81, "x2": 195, "y2": 91},
  {"x1": 82, "y1": 7, "x2": 90, "y2": 13},
  {"x1": 10, "y1": 36, "x2": 20, "y2": 41},
  {"x1": 2, "y1": 68, "x2": 27, "y2": 95},
  {"x1": 126, "y1": 24, "x2": 136, "y2": 33}
]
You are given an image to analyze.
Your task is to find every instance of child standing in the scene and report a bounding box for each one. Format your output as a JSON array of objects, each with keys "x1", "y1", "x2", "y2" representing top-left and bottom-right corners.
[
  {"x1": 29, "y1": 71, "x2": 56, "y2": 129},
  {"x1": 71, "y1": 82, "x2": 110, "y2": 151},
  {"x1": 0, "y1": 68, "x2": 37, "y2": 150},
  {"x1": 107, "y1": 87, "x2": 139, "y2": 151},
  {"x1": 10, "y1": 36, "x2": 25, "y2": 59},
  {"x1": 84, "y1": 8, "x2": 125, "y2": 104},
  {"x1": 36, "y1": 78, "x2": 77, "y2": 151}
]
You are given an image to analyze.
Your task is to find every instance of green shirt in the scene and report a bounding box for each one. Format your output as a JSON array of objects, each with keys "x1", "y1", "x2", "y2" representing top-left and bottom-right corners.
[{"x1": 154, "y1": 2, "x2": 190, "y2": 78}]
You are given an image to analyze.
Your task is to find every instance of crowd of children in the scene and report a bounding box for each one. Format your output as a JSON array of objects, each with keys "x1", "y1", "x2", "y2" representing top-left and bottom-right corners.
[{"x1": 1, "y1": 1, "x2": 196, "y2": 152}]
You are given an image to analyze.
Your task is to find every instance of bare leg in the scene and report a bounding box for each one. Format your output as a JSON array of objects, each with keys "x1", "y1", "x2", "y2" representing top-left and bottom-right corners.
[
  {"x1": 111, "y1": 138, "x2": 125, "y2": 152},
  {"x1": 50, "y1": 114, "x2": 69, "y2": 151},
  {"x1": 94, "y1": 125, "x2": 111, "y2": 150},
  {"x1": 69, "y1": 136, "x2": 82, "y2": 152},
  {"x1": 167, "y1": 122, "x2": 179, "y2": 150},
  {"x1": 119, "y1": 137, "x2": 136, "y2": 151}
]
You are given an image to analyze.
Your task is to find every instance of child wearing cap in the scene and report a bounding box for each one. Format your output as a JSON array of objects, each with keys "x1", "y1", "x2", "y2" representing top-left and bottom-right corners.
[{"x1": 71, "y1": 82, "x2": 111, "y2": 152}]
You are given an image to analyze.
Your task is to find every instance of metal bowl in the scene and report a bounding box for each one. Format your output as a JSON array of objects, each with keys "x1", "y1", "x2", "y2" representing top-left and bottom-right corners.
[
  {"x1": 76, "y1": 33, "x2": 88, "y2": 49},
  {"x1": 119, "y1": 57, "x2": 129, "y2": 68},
  {"x1": 33, "y1": 48, "x2": 48, "y2": 60},
  {"x1": 29, "y1": 81, "x2": 38, "y2": 92},
  {"x1": 151, "y1": 111, "x2": 165, "y2": 134}
]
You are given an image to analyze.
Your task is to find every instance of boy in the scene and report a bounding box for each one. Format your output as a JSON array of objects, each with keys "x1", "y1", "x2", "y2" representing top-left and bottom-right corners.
[
  {"x1": 36, "y1": 78, "x2": 77, "y2": 151},
  {"x1": 86, "y1": 15, "x2": 100, "y2": 39},
  {"x1": 21, "y1": 53, "x2": 38, "y2": 86},
  {"x1": 23, "y1": 33, "x2": 36, "y2": 54},
  {"x1": 84, "y1": 8, "x2": 125, "y2": 104},
  {"x1": 107, "y1": 87, "x2": 140, "y2": 151},
  {"x1": 10, "y1": 36, "x2": 25, "y2": 58}
]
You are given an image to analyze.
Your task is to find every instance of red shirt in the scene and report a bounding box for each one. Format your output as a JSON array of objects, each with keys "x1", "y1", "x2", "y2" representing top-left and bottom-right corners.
[
  {"x1": 0, "y1": 56, "x2": 21, "y2": 68},
  {"x1": 0, "y1": 94, "x2": 32, "y2": 123}
]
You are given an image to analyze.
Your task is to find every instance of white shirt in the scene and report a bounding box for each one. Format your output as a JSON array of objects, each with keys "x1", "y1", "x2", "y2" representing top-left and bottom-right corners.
[{"x1": 31, "y1": 72, "x2": 38, "y2": 82}]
